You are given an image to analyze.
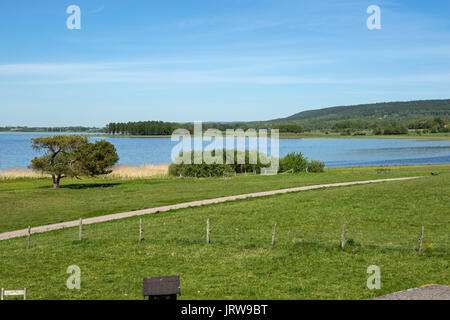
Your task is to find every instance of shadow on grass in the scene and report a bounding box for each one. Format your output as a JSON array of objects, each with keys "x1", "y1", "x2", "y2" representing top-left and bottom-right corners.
[
  {"x1": 290, "y1": 239, "x2": 430, "y2": 255},
  {"x1": 60, "y1": 183, "x2": 121, "y2": 189}
]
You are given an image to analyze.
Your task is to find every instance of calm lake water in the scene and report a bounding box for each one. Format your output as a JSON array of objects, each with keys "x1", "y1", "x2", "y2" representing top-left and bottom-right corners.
[{"x1": 0, "y1": 132, "x2": 450, "y2": 169}]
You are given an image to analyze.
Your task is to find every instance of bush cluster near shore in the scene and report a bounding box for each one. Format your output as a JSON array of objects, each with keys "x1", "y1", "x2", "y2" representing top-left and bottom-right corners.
[
  {"x1": 169, "y1": 150, "x2": 273, "y2": 177},
  {"x1": 169, "y1": 150, "x2": 324, "y2": 177},
  {"x1": 278, "y1": 152, "x2": 325, "y2": 173}
]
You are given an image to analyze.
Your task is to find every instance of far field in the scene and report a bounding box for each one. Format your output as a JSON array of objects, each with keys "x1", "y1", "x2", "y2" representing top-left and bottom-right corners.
[
  {"x1": 0, "y1": 165, "x2": 448, "y2": 299},
  {"x1": 0, "y1": 165, "x2": 446, "y2": 233}
]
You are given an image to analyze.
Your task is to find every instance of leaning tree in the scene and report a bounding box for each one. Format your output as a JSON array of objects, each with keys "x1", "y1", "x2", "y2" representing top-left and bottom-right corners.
[{"x1": 29, "y1": 135, "x2": 119, "y2": 188}]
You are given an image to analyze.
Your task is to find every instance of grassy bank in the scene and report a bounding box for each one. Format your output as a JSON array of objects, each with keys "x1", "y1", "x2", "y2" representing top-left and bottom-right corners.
[
  {"x1": 0, "y1": 167, "x2": 448, "y2": 299},
  {"x1": 278, "y1": 132, "x2": 450, "y2": 140},
  {"x1": 1, "y1": 165, "x2": 448, "y2": 233}
]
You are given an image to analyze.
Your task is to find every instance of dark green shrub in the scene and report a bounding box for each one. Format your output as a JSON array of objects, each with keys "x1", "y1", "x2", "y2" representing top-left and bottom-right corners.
[
  {"x1": 274, "y1": 123, "x2": 304, "y2": 133},
  {"x1": 168, "y1": 162, "x2": 178, "y2": 176},
  {"x1": 307, "y1": 160, "x2": 325, "y2": 173},
  {"x1": 169, "y1": 149, "x2": 273, "y2": 177},
  {"x1": 279, "y1": 152, "x2": 308, "y2": 173},
  {"x1": 340, "y1": 129, "x2": 352, "y2": 136},
  {"x1": 373, "y1": 127, "x2": 383, "y2": 135},
  {"x1": 227, "y1": 150, "x2": 273, "y2": 174},
  {"x1": 382, "y1": 125, "x2": 408, "y2": 135},
  {"x1": 170, "y1": 150, "x2": 325, "y2": 177}
]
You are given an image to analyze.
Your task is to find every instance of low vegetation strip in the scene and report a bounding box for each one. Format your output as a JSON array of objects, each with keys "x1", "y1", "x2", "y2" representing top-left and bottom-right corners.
[
  {"x1": 0, "y1": 164, "x2": 169, "y2": 180},
  {"x1": 0, "y1": 176, "x2": 419, "y2": 241}
]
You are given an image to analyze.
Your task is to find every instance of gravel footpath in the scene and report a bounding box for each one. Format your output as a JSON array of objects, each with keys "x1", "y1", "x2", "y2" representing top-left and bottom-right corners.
[
  {"x1": 372, "y1": 285, "x2": 450, "y2": 300},
  {"x1": 0, "y1": 176, "x2": 419, "y2": 241}
]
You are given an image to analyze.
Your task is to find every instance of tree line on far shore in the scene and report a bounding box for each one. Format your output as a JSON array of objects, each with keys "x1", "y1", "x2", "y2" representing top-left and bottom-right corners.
[
  {"x1": 105, "y1": 121, "x2": 304, "y2": 136},
  {"x1": 0, "y1": 126, "x2": 102, "y2": 133},
  {"x1": 326, "y1": 116, "x2": 449, "y2": 136},
  {"x1": 105, "y1": 117, "x2": 448, "y2": 136}
]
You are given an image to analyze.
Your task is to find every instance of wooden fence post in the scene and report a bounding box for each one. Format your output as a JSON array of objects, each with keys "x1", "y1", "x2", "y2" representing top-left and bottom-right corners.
[
  {"x1": 271, "y1": 223, "x2": 277, "y2": 247},
  {"x1": 206, "y1": 218, "x2": 210, "y2": 244},
  {"x1": 27, "y1": 226, "x2": 31, "y2": 249},
  {"x1": 418, "y1": 226, "x2": 424, "y2": 254},
  {"x1": 79, "y1": 218, "x2": 83, "y2": 241},
  {"x1": 341, "y1": 224, "x2": 346, "y2": 249},
  {"x1": 139, "y1": 218, "x2": 143, "y2": 242}
]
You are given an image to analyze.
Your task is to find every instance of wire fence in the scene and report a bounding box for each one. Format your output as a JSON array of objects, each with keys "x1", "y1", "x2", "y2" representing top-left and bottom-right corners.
[{"x1": 2, "y1": 216, "x2": 449, "y2": 257}]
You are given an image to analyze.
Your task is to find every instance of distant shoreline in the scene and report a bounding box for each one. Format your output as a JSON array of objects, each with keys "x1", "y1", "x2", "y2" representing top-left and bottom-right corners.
[
  {"x1": 2, "y1": 130, "x2": 449, "y2": 141},
  {"x1": 90, "y1": 133, "x2": 450, "y2": 141}
]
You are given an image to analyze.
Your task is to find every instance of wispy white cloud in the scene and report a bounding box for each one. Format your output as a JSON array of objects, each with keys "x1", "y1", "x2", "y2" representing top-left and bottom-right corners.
[
  {"x1": 85, "y1": 5, "x2": 105, "y2": 15},
  {"x1": 0, "y1": 56, "x2": 335, "y2": 85},
  {"x1": 0, "y1": 55, "x2": 332, "y2": 73},
  {"x1": 2, "y1": 60, "x2": 450, "y2": 87},
  {"x1": 165, "y1": 13, "x2": 289, "y2": 32}
]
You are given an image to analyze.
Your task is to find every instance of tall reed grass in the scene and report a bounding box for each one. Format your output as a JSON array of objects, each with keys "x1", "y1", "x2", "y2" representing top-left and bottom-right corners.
[
  {"x1": 0, "y1": 168, "x2": 46, "y2": 179},
  {"x1": 106, "y1": 164, "x2": 169, "y2": 179},
  {"x1": 0, "y1": 164, "x2": 169, "y2": 180}
]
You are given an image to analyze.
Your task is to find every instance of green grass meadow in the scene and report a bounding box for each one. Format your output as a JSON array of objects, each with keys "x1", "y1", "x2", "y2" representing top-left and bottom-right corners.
[
  {"x1": 0, "y1": 165, "x2": 449, "y2": 299},
  {"x1": 0, "y1": 165, "x2": 445, "y2": 233}
]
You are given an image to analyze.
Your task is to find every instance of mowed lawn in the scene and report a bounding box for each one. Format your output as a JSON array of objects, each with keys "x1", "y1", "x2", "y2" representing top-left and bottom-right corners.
[
  {"x1": 0, "y1": 166, "x2": 448, "y2": 299},
  {"x1": 0, "y1": 165, "x2": 446, "y2": 233}
]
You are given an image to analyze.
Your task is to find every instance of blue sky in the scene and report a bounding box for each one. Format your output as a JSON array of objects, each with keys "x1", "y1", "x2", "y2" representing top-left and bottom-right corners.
[{"x1": 1, "y1": 0, "x2": 450, "y2": 126}]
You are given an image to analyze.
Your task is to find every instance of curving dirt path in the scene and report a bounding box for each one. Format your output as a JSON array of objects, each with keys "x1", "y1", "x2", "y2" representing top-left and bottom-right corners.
[
  {"x1": 371, "y1": 285, "x2": 450, "y2": 300},
  {"x1": 0, "y1": 176, "x2": 420, "y2": 241}
]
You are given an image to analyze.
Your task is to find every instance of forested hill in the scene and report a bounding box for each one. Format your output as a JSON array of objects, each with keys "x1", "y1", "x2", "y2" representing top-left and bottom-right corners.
[
  {"x1": 276, "y1": 99, "x2": 450, "y2": 122},
  {"x1": 104, "y1": 99, "x2": 450, "y2": 136}
]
